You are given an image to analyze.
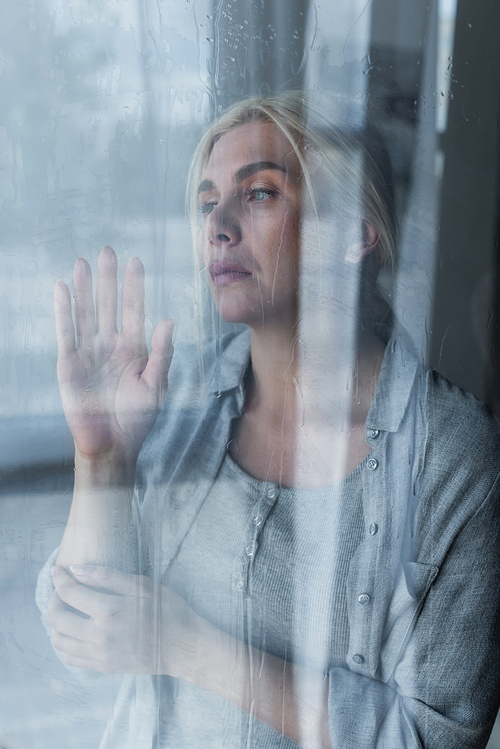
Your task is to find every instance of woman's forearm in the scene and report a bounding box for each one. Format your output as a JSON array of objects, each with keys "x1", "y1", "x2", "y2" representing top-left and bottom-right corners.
[
  {"x1": 171, "y1": 613, "x2": 333, "y2": 749},
  {"x1": 55, "y1": 448, "x2": 137, "y2": 570}
]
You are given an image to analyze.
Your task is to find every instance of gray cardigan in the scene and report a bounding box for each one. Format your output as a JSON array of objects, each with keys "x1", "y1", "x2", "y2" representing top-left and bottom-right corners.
[{"x1": 37, "y1": 327, "x2": 500, "y2": 748}]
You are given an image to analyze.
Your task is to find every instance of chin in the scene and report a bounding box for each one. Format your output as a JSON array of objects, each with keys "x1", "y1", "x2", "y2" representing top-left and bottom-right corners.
[
  {"x1": 216, "y1": 302, "x2": 258, "y2": 326},
  {"x1": 212, "y1": 285, "x2": 296, "y2": 328},
  {"x1": 210, "y1": 287, "x2": 257, "y2": 325}
]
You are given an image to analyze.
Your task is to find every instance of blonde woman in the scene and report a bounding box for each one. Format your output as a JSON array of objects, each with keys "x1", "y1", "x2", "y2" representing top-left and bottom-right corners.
[{"x1": 38, "y1": 93, "x2": 500, "y2": 748}]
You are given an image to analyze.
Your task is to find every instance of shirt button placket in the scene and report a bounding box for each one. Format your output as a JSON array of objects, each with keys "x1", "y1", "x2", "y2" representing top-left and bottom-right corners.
[
  {"x1": 245, "y1": 485, "x2": 279, "y2": 592},
  {"x1": 253, "y1": 484, "x2": 279, "y2": 530},
  {"x1": 354, "y1": 443, "x2": 379, "y2": 674}
]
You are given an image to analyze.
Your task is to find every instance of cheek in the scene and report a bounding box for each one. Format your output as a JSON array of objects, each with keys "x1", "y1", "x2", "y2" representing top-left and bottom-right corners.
[{"x1": 267, "y1": 217, "x2": 300, "y2": 272}]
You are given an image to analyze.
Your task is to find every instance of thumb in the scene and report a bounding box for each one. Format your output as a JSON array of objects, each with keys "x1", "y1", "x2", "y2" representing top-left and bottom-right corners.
[
  {"x1": 70, "y1": 565, "x2": 154, "y2": 597},
  {"x1": 141, "y1": 317, "x2": 175, "y2": 397}
]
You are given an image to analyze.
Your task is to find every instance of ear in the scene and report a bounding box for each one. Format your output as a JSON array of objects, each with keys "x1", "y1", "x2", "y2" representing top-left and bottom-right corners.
[{"x1": 344, "y1": 221, "x2": 380, "y2": 264}]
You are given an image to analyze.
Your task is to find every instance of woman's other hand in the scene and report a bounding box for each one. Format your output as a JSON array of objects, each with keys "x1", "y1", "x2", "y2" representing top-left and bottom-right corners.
[
  {"x1": 48, "y1": 565, "x2": 193, "y2": 675},
  {"x1": 54, "y1": 246, "x2": 174, "y2": 462}
]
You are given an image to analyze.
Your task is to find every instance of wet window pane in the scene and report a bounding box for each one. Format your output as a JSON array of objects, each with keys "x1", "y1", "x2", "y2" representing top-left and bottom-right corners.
[{"x1": 1, "y1": 0, "x2": 500, "y2": 747}]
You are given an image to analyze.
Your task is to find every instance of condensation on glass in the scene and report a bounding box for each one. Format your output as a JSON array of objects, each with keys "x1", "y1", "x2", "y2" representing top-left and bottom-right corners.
[{"x1": 1, "y1": 0, "x2": 499, "y2": 747}]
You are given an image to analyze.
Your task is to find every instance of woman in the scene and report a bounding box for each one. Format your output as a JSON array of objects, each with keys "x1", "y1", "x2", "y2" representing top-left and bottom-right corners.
[{"x1": 37, "y1": 92, "x2": 500, "y2": 748}]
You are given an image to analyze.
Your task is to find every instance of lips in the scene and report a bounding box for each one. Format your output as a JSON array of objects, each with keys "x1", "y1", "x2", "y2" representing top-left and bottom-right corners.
[{"x1": 209, "y1": 260, "x2": 253, "y2": 287}]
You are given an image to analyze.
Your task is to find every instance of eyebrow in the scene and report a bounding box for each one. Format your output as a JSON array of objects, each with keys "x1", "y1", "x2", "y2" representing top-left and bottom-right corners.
[{"x1": 197, "y1": 160, "x2": 287, "y2": 195}]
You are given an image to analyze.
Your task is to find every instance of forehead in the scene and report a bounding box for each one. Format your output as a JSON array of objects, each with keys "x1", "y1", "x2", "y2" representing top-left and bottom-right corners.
[{"x1": 203, "y1": 121, "x2": 301, "y2": 180}]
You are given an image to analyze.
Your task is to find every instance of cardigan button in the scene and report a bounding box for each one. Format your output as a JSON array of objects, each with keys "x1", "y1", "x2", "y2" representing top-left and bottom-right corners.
[
  {"x1": 367, "y1": 458, "x2": 378, "y2": 471},
  {"x1": 358, "y1": 593, "x2": 371, "y2": 605},
  {"x1": 368, "y1": 429, "x2": 379, "y2": 439},
  {"x1": 352, "y1": 654, "x2": 365, "y2": 665},
  {"x1": 369, "y1": 523, "x2": 378, "y2": 536}
]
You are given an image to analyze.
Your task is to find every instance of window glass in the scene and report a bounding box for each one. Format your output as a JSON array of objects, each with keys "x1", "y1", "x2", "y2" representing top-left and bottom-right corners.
[{"x1": 1, "y1": 1, "x2": 499, "y2": 747}]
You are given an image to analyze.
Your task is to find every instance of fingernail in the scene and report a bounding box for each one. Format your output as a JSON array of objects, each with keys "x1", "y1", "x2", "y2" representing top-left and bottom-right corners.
[
  {"x1": 128, "y1": 256, "x2": 143, "y2": 272},
  {"x1": 70, "y1": 564, "x2": 97, "y2": 578},
  {"x1": 100, "y1": 246, "x2": 117, "y2": 263},
  {"x1": 74, "y1": 257, "x2": 88, "y2": 274}
]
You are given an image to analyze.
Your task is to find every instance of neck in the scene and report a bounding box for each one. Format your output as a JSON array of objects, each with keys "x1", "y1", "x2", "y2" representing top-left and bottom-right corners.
[{"x1": 247, "y1": 314, "x2": 385, "y2": 432}]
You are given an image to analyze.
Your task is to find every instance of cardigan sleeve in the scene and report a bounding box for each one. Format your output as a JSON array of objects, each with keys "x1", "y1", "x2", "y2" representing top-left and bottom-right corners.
[{"x1": 327, "y1": 472, "x2": 500, "y2": 749}]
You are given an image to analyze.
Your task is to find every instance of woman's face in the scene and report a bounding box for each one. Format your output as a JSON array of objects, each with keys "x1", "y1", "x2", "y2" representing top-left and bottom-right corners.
[{"x1": 198, "y1": 121, "x2": 303, "y2": 328}]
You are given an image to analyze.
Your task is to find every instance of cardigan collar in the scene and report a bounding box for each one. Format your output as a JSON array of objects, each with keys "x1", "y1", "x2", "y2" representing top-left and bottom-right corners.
[{"x1": 208, "y1": 325, "x2": 419, "y2": 434}]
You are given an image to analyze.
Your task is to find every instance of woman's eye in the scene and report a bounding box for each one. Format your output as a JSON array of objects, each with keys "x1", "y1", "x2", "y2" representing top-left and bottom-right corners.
[
  {"x1": 253, "y1": 190, "x2": 270, "y2": 201},
  {"x1": 200, "y1": 201, "x2": 217, "y2": 216},
  {"x1": 247, "y1": 188, "x2": 274, "y2": 203}
]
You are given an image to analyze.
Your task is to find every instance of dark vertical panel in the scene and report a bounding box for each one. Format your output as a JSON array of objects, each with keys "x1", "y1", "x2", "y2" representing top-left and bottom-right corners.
[
  {"x1": 489, "y1": 168, "x2": 500, "y2": 419},
  {"x1": 429, "y1": 0, "x2": 500, "y2": 399},
  {"x1": 367, "y1": 0, "x2": 428, "y2": 189}
]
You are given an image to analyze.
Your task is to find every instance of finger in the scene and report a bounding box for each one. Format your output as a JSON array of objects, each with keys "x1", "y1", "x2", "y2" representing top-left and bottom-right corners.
[
  {"x1": 73, "y1": 258, "x2": 96, "y2": 341},
  {"x1": 52, "y1": 566, "x2": 125, "y2": 619},
  {"x1": 54, "y1": 281, "x2": 76, "y2": 358},
  {"x1": 47, "y1": 591, "x2": 94, "y2": 640},
  {"x1": 140, "y1": 318, "x2": 175, "y2": 397},
  {"x1": 121, "y1": 256, "x2": 145, "y2": 343},
  {"x1": 96, "y1": 245, "x2": 118, "y2": 341},
  {"x1": 51, "y1": 630, "x2": 94, "y2": 657},
  {"x1": 59, "y1": 653, "x2": 113, "y2": 673},
  {"x1": 70, "y1": 564, "x2": 155, "y2": 598}
]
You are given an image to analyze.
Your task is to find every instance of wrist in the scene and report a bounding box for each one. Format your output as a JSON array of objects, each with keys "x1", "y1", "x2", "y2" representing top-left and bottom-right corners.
[
  {"x1": 74, "y1": 447, "x2": 138, "y2": 489},
  {"x1": 57, "y1": 448, "x2": 137, "y2": 570}
]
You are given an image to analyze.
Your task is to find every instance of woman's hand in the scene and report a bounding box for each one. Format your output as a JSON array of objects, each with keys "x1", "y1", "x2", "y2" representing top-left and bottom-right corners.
[
  {"x1": 54, "y1": 246, "x2": 174, "y2": 462},
  {"x1": 48, "y1": 565, "x2": 195, "y2": 675}
]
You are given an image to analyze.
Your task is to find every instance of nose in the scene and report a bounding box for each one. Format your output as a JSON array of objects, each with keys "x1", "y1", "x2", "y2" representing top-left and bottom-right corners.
[{"x1": 206, "y1": 200, "x2": 242, "y2": 248}]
